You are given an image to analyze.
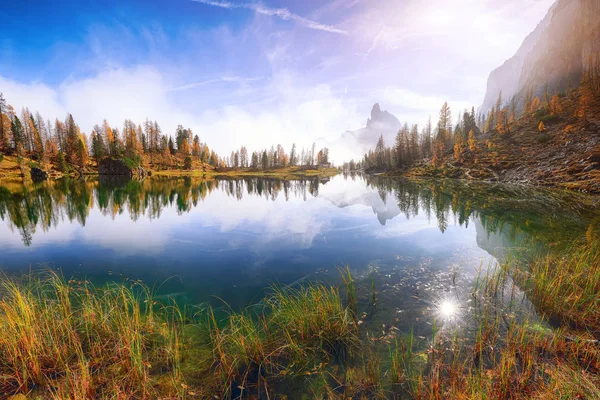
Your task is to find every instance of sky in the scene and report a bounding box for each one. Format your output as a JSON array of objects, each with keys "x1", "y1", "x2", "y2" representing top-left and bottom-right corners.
[{"x1": 0, "y1": 0, "x2": 555, "y2": 161}]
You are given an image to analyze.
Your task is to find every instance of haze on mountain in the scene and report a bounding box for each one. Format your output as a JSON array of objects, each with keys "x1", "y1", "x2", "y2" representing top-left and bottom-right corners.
[
  {"x1": 318, "y1": 103, "x2": 401, "y2": 162},
  {"x1": 481, "y1": 0, "x2": 600, "y2": 113}
]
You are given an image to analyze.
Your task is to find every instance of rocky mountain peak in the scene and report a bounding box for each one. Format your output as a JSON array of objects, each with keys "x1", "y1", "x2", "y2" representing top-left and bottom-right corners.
[{"x1": 367, "y1": 103, "x2": 401, "y2": 129}]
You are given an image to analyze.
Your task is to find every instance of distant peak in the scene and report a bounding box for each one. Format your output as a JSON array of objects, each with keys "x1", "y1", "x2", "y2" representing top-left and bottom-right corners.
[
  {"x1": 367, "y1": 102, "x2": 400, "y2": 128},
  {"x1": 371, "y1": 103, "x2": 382, "y2": 116}
]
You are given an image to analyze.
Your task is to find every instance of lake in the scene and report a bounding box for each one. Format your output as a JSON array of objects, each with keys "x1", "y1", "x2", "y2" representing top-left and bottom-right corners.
[{"x1": 0, "y1": 174, "x2": 598, "y2": 338}]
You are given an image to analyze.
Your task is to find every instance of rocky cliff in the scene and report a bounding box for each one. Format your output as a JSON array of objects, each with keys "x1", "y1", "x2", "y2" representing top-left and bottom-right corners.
[{"x1": 481, "y1": 0, "x2": 600, "y2": 113}]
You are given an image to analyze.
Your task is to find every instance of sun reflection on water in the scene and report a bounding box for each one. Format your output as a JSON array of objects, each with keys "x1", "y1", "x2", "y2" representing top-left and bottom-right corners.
[{"x1": 436, "y1": 299, "x2": 461, "y2": 323}]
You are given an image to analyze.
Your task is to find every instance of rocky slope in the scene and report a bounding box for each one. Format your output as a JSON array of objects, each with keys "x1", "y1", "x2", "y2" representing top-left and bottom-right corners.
[
  {"x1": 481, "y1": 0, "x2": 600, "y2": 113},
  {"x1": 407, "y1": 92, "x2": 600, "y2": 193}
]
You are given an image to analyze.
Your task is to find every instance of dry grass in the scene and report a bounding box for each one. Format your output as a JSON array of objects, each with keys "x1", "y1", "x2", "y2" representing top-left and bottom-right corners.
[
  {"x1": 519, "y1": 239, "x2": 600, "y2": 332},
  {"x1": 386, "y1": 244, "x2": 600, "y2": 399},
  {"x1": 205, "y1": 283, "x2": 359, "y2": 398},
  {"x1": 0, "y1": 270, "x2": 185, "y2": 399},
  {"x1": 1, "y1": 240, "x2": 599, "y2": 399}
]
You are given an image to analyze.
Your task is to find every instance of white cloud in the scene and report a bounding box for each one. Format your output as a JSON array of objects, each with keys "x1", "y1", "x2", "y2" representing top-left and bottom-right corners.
[
  {"x1": 0, "y1": 66, "x2": 363, "y2": 161},
  {"x1": 0, "y1": 76, "x2": 65, "y2": 119}
]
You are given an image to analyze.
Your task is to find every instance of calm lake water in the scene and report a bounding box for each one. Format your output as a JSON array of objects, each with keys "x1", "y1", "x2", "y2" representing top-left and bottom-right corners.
[{"x1": 1, "y1": 174, "x2": 598, "y2": 336}]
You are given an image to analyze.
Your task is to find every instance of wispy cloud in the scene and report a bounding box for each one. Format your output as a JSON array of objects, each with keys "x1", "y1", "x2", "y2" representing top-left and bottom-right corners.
[
  {"x1": 190, "y1": 0, "x2": 348, "y2": 35},
  {"x1": 167, "y1": 76, "x2": 263, "y2": 92}
]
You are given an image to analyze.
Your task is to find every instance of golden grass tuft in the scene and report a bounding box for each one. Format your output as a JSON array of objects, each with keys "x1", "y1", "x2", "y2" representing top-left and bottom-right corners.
[{"x1": 0, "y1": 270, "x2": 185, "y2": 399}]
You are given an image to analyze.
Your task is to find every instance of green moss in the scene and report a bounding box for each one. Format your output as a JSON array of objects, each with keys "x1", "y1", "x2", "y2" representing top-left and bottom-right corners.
[{"x1": 536, "y1": 133, "x2": 552, "y2": 143}]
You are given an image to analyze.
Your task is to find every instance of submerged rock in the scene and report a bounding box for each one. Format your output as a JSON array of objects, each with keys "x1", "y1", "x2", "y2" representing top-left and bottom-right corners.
[{"x1": 98, "y1": 158, "x2": 148, "y2": 179}]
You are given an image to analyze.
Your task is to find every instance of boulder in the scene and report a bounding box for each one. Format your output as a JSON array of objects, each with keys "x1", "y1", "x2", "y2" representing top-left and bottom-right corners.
[
  {"x1": 98, "y1": 158, "x2": 148, "y2": 179},
  {"x1": 30, "y1": 167, "x2": 48, "y2": 181}
]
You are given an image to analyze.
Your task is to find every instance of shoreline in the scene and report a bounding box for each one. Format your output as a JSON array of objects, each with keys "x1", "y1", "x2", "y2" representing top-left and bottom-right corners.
[{"x1": 363, "y1": 165, "x2": 600, "y2": 194}]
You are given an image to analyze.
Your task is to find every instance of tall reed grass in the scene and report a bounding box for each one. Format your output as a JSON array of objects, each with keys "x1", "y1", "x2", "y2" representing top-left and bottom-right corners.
[
  {"x1": 520, "y1": 239, "x2": 600, "y2": 332},
  {"x1": 0, "y1": 270, "x2": 184, "y2": 399}
]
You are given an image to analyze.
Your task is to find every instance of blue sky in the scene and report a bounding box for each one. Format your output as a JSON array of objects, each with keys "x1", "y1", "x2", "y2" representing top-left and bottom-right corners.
[{"x1": 0, "y1": 0, "x2": 555, "y2": 160}]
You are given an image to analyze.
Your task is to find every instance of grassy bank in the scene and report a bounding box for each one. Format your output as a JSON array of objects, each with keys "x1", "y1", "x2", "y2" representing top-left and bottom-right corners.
[
  {"x1": 0, "y1": 153, "x2": 339, "y2": 183},
  {"x1": 1, "y1": 242, "x2": 599, "y2": 399}
]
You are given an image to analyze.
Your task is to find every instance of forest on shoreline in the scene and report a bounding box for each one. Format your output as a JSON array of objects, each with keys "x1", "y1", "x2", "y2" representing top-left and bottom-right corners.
[
  {"x1": 0, "y1": 92, "x2": 334, "y2": 181},
  {"x1": 347, "y1": 57, "x2": 600, "y2": 192}
]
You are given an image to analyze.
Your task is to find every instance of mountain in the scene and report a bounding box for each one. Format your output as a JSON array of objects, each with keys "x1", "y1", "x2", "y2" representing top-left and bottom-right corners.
[
  {"x1": 324, "y1": 103, "x2": 402, "y2": 162},
  {"x1": 481, "y1": 0, "x2": 600, "y2": 113}
]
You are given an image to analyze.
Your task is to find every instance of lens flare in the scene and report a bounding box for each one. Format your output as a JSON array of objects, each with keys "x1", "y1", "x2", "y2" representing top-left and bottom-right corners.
[{"x1": 439, "y1": 300, "x2": 457, "y2": 318}]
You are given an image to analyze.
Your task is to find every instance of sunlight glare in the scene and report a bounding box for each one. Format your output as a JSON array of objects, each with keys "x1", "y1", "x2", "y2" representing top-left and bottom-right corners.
[{"x1": 439, "y1": 300, "x2": 457, "y2": 318}]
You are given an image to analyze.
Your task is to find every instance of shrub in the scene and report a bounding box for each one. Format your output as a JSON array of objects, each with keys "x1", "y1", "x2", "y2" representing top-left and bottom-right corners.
[
  {"x1": 536, "y1": 133, "x2": 552, "y2": 143},
  {"x1": 28, "y1": 161, "x2": 41, "y2": 170},
  {"x1": 122, "y1": 156, "x2": 140, "y2": 169},
  {"x1": 184, "y1": 156, "x2": 193, "y2": 170},
  {"x1": 0, "y1": 154, "x2": 3, "y2": 164},
  {"x1": 539, "y1": 114, "x2": 558, "y2": 124},
  {"x1": 57, "y1": 151, "x2": 67, "y2": 172},
  {"x1": 532, "y1": 109, "x2": 547, "y2": 119}
]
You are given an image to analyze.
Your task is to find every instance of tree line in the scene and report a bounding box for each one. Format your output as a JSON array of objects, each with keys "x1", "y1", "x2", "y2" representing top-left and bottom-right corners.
[
  {"x1": 0, "y1": 96, "x2": 222, "y2": 170},
  {"x1": 0, "y1": 94, "x2": 331, "y2": 171},
  {"x1": 353, "y1": 103, "x2": 479, "y2": 171},
  {"x1": 224, "y1": 143, "x2": 329, "y2": 170},
  {"x1": 347, "y1": 55, "x2": 600, "y2": 172}
]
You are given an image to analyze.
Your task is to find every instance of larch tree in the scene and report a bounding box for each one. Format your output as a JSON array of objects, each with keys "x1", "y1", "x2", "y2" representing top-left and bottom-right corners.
[
  {"x1": 468, "y1": 130, "x2": 477, "y2": 152},
  {"x1": 11, "y1": 116, "x2": 24, "y2": 152},
  {"x1": 168, "y1": 136, "x2": 175, "y2": 155},
  {"x1": 261, "y1": 150, "x2": 268, "y2": 170},
  {"x1": 0, "y1": 113, "x2": 10, "y2": 154},
  {"x1": 375, "y1": 135, "x2": 386, "y2": 169},
  {"x1": 45, "y1": 139, "x2": 58, "y2": 160},
  {"x1": 494, "y1": 91, "x2": 503, "y2": 127},
  {"x1": 438, "y1": 102, "x2": 452, "y2": 147},
  {"x1": 453, "y1": 134, "x2": 466, "y2": 163},
  {"x1": 523, "y1": 87, "x2": 534, "y2": 118},
  {"x1": 192, "y1": 135, "x2": 201, "y2": 158},
  {"x1": 409, "y1": 124, "x2": 419, "y2": 161},
  {"x1": 394, "y1": 125, "x2": 408, "y2": 167},
  {"x1": 289, "y1": 143, "x2": 297, "y2": 166},
  {"x1": 0, "y1": 93, "x2": 6, "y2": 153},
  {"x1": 77, "y1": 133, "x2": 89, "y2": 167},
  {"x1": 55, "y1": 119, "x2": 65, "y2": 153},
  {"x1": 530, "y1": 97, "x2": 541, "y2": 114},
  {"x1": 578, "y1": 75, "x2": 594, "y2": 121},
  {"x1": 65, "y1": 114, "x2": 80, "y2": 163},
  {"x1": 240, "y1": 146, "x2": 248, "y2": 168},
  {"x1": 103, "y1": 120, "x2": 115, "y2": 157},
  {"x1": 550, "y1": 94, "x2": 563, "y2": 116},
  {"x1": 30, "y1": 116, "x2": 44, "y2": 160}
]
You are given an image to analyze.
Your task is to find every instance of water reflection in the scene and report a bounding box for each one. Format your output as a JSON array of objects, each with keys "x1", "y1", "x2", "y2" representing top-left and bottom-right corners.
[
  {"x1": 0, "y1": 174, "x2": 598, "y2": 321},
  {"x1": 0, "y1": 176, "x2": 332, "y2": 246},
  {"x1": 1, "y1": 175, "x2": 596, "y2": 248}
]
